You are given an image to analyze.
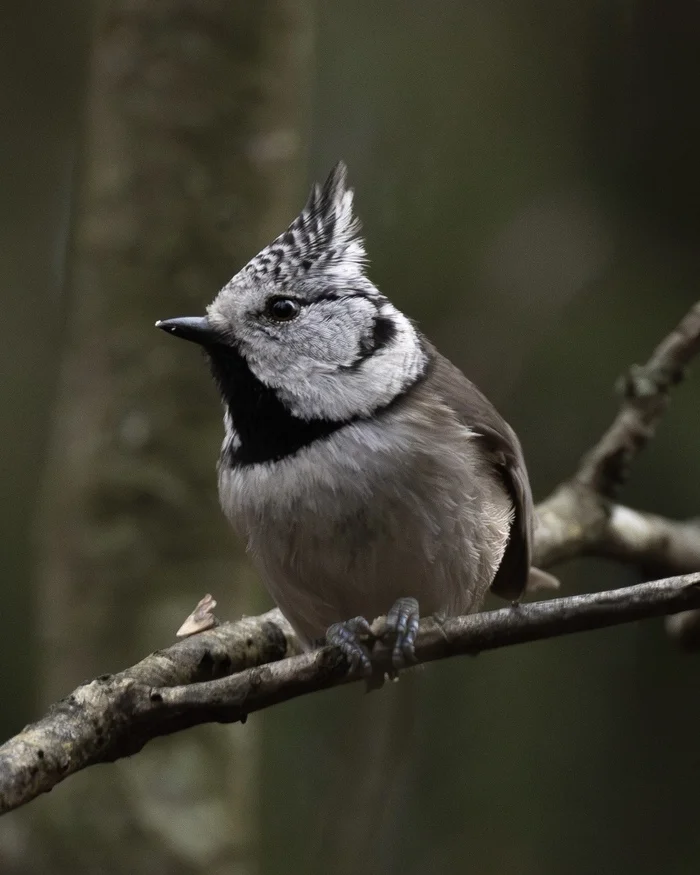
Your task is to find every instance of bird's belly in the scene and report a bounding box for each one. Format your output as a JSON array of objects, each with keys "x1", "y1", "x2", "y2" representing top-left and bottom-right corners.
[{"x1": 247, "y1": 500, "x2": 489, "y2": 646}]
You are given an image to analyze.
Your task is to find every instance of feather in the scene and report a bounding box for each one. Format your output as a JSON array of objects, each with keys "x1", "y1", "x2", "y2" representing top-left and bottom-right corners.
[{"x1": 417, "y1": 343, "x2": 535, "y2": 600}]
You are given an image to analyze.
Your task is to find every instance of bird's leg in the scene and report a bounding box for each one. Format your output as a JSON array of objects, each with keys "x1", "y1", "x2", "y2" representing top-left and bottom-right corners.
[
  {"x1": 326, "y1": 616, "x2": 373, "y2": 675},
  {"x1": 384, "y1": 597, "x2": 420, "y2": 669}
]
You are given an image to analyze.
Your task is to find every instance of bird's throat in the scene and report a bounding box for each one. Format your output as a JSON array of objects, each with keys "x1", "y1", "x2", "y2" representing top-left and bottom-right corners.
[{"x1": 206, "y1": 344, "x2": 348, "y2": 466}]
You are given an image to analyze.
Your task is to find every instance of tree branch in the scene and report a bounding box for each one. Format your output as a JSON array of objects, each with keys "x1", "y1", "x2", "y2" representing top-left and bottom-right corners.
[
  {"x1": 533, "y1": 299, "x2": 700, "y2": 634},
  {"x1": 1, "y1": 573, "x2": 699, "y2": 816},
  {"x1": 534, "y1": 485, "x2": 700, "y2": 573},
  {"x1": 1, "y1": 300, "x2": 699, "y2": 815},
  {"x1": 575, "y1": 300, "x2": 700, "y2": 497}
]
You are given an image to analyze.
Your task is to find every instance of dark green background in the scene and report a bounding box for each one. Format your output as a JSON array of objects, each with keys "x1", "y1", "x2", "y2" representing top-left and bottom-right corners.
[{"x1": 1, "y1": 2, "x2": 698, "y2": 873}]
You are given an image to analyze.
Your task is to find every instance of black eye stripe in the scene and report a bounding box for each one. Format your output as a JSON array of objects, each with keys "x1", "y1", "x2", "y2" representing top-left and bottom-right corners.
[
  {"x1": 371, "y1": 314, "x2": 397, "y2": 352},
  {"x1": 339, "y1": 311, "x2": 397, "y2": 373},
  {"x1": 311, "y1": 291, "x2": 388, "y2": 304}
]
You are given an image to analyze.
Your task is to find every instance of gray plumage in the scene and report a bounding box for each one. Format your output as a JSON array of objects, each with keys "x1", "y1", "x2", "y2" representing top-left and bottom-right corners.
[{"x1": 157, "y1": 163, "x2": 549, "y2": 667}]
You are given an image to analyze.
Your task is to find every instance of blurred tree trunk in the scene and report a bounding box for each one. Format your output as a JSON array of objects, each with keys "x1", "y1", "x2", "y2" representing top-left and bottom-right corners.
[
  {"x1": 0, "y1": 0, "x2": 87, "y2": 743},
  {"x1": 1, "y1": 1, "x2": 312, "y2": 873}
]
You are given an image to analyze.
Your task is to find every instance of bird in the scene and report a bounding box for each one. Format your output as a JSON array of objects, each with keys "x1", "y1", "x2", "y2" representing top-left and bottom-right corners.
[{"x1": 156, "y1": 162, "x2": 553, "y2": 674}]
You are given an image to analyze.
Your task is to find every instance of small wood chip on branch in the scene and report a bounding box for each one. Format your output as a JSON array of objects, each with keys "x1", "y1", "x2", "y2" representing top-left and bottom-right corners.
[{"x1": 177, "y1": 594, "x2": 220, "y2": 637}]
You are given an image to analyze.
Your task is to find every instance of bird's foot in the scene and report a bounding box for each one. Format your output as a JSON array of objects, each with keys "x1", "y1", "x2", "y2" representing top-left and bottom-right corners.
[
  {"x1": 384, "y1": 597, "x2": 420, "y2": 669},
  {"x1": 326, "y1": 616, "x2": 373, "y2": 676}
]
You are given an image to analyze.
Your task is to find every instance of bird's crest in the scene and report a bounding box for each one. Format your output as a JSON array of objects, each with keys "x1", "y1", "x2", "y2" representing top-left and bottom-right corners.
[{"x1": 244, "y1": 162, "x2": 367, "y2": 287}]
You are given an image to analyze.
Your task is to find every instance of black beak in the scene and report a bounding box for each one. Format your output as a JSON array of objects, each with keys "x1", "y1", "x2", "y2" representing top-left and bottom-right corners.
[{"x1": 155, "y1": 316, "x2": 217, "y2": 346}]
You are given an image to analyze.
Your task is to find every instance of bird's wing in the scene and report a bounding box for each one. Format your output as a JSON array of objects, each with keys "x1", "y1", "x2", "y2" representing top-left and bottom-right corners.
[{"x1": 421, "y1": 343, "x2": 534, "y2": 600}]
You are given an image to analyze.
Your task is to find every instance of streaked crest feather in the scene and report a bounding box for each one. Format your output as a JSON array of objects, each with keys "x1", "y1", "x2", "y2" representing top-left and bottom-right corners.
[{"x1": 244, "y1": 162, "x2": 367, "y2": 287}]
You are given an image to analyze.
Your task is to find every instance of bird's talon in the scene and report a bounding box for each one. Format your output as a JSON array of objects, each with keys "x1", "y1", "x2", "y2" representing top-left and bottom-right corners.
[
  {"x1": 385, "y1": 597, "x2": 420, "y2": 669},
  {"x1": 326, "y1": 617, "x2": 373, "y2": 676}
]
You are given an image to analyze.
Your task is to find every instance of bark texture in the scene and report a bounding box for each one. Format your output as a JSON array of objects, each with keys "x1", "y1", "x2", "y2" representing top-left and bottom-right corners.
[{"x1": 1, "y1": 574, "x2": 700, "y2": 817}]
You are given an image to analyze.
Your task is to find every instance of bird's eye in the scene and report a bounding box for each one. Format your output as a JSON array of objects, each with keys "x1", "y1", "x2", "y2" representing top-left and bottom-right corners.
[{"x1": 266, "y1": 297, "x2": 300, "y2": 322}]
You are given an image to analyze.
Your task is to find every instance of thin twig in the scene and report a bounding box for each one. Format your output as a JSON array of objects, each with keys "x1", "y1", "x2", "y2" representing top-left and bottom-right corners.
[{"x1": 575, "y1": 301, "x2": 700, "y2": 497}]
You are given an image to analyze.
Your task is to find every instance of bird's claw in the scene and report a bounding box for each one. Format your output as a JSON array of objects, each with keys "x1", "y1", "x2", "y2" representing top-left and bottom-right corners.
[
  {"x1": 326, "y1": 616, "x2": 373, "y2": 676},
  {"x1": 385, "y1": 597, "x2": 420, "y2": 669}
]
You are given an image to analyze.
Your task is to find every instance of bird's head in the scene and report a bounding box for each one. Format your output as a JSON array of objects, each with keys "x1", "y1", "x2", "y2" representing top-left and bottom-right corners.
[{"x1": 157, "y1": 163, "x2": 426, "y2": 462}]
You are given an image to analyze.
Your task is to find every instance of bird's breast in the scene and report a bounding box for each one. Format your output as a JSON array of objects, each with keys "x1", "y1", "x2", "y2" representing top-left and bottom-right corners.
[{"x1": 217, "y1": 415, "x2": 513, "y2": 643}]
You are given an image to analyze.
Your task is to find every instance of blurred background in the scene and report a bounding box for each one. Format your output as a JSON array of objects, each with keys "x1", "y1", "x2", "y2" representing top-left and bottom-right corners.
[{"x1": 1, "y1": 1, "x2": 699, "y2": 872}]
